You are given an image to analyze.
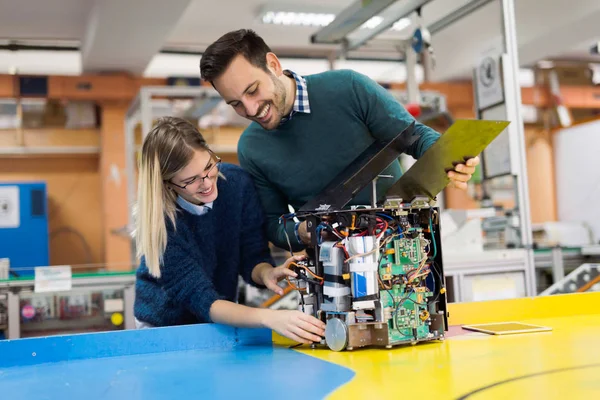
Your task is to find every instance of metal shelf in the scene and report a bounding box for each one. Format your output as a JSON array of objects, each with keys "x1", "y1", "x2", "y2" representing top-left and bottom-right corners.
[{"x1": 0, "y1": 146, "x2": 100, "y2": 156}]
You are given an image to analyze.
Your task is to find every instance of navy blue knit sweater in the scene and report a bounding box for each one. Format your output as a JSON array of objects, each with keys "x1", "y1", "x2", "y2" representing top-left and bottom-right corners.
[{"x1": 134, "y1": 163, "x2": 275, "y2": 327}]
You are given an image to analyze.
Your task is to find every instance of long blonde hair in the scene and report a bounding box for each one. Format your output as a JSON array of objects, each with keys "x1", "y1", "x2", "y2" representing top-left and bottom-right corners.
[{"x1": 135, "y1": 116, "x2": 211, "y2": 278}]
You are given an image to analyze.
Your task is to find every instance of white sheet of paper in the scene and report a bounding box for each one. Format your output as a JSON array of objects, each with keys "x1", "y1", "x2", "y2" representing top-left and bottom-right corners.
[{"x1": 34, "y1": 265, "x2": 72, "y2": 293}]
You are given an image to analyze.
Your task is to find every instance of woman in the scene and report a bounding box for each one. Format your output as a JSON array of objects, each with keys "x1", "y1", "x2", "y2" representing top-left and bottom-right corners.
[{"x1": 133, "y1": 116, "x2": 324, "y2": 344}]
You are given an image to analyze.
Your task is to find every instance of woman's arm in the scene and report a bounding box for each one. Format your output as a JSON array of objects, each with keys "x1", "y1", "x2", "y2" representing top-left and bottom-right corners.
[
  {"x1": 160, "y1": 229, "x2": 324, "y2": 344},
  {"x1": 236, "y1": 168, "x2": 281, "y2": 287},
  {"x1": 209, "y1": 300, "x2": 325, "y2": 344},
  {"x1": 158, "y1": 235, "x2": 225, "y2": 323},
  {"x1": 251, "y1": 262, "x2": 276, "y2": 288},
  {"x1": 236, "y1": 169, "x2": 305, "y2": 295}
]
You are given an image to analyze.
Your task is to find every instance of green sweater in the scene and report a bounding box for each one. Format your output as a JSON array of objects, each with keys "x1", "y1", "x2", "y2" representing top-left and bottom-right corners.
[{"x1": 238, "y1": 69, "x2": 440, "y2": 251}]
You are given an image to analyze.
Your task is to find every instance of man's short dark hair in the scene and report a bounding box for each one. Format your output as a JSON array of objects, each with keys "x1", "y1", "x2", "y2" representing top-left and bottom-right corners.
[{"x1": 200, "y1": 29, "x2": 272, "y2": 83}]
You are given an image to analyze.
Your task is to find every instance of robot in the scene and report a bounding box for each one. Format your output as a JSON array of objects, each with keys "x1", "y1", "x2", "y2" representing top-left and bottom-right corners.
[{"x1": 280, "y1": 119, "x2": 508, "y2": 351}]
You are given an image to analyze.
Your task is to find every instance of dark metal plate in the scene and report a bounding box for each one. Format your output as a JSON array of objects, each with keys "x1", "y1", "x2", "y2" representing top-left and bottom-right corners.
[{"x1": 298, "y1": 121, "x2": 419, "y2": 212}]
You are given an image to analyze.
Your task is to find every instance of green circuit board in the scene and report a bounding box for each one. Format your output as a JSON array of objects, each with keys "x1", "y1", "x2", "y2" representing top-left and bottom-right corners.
[
  {"x1": 379, "y1": 235, "x2": 434, "y2": 343},
  {"x1": 380, "y1": 237, "x2": 426, "y2": 276},
  {"x1": 393, "y1": 237, "x2": 423, "y2": 271},
  {"x1": 380, "y1": 286, "x2": 432, "y2": 343}
]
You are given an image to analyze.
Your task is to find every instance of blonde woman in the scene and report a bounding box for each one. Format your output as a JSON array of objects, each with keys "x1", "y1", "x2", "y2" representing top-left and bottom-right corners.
[{"x1": 133, "y1": 116, "x2": 325, "y2": 344}]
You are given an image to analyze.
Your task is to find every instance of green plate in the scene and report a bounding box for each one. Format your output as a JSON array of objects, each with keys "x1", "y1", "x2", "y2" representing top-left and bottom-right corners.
[{"x1": 385, "y1": 119, "x2": 510, "y2": 202}]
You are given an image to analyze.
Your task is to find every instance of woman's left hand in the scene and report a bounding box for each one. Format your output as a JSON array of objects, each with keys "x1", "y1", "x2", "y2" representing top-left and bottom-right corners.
[{"x1": 259, "y1": 255, "x2": 305, "y2": 295}]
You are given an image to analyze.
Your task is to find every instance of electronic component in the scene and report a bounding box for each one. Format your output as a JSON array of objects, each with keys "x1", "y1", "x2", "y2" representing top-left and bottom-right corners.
[
  {"x1": 284, "y1": 206, "x2": 446, "y2": 351},
  {"x1": 320, "y1": 242, "x2": 351, "y2": 312}
]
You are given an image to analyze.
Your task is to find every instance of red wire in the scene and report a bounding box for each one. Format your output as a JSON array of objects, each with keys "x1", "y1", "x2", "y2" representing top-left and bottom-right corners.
[{"x1": 377, "y1": 220, "x2": 388, "y2": 238}]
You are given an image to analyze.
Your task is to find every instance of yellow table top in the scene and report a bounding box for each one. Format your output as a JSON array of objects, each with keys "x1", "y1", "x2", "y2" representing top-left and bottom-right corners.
[{"x1": 275, "y1": 292, "x2": 600, "y2": 399}]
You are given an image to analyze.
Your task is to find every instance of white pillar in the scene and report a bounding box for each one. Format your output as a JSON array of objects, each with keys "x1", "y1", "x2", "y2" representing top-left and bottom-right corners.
[
  {"x1": 500, "y1": 0, "x2": 536, "y2": 296},
  {"x1": 405, "y1": 45, "x2": 419, "y2": 104}
]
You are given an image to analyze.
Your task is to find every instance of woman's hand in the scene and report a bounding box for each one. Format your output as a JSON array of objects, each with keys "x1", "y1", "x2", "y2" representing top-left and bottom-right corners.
[
  {"x1": 256, "y1": 255, "x2": 304, "y2": 295},
  {"x1": 262, "y1": 308, "x2": 326, "y2": 344},
  {"x1": 209, "y1": 300, "x2": 325, "y2": 345}
]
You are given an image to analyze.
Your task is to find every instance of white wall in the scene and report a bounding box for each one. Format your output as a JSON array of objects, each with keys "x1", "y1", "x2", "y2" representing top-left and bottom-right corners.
[
  {"x1": 554, "y1": 119, "x2": 600, "y2": 243},
  {"x1": 0, "y1": 50, "x2": 82, "y2": 75}
]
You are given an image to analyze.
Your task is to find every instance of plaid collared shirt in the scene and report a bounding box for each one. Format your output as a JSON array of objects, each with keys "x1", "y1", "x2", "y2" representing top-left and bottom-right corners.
[
  {"x1": 280, "y1": 70, "x2": 311, "y2": 243},
  {"x1": 280, "y1": 70, "x2": 311, "y2": 125}
]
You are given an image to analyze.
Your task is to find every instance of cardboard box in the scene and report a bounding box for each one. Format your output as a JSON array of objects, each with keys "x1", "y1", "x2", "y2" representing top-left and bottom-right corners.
[{"x1": 536, "y1": 64, "x2": 594, "y2": 86}]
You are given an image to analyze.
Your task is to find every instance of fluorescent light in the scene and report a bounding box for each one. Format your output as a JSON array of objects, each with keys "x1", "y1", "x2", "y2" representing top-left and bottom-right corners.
[
  {"x1": 261, "y1": 11, "x2": 335, "y2": 27},
  {"x1": 390, "y1": 18, "x2": 411, "y2": 31},
  {"x1": 360, "y1": 16, "x2": 383, "y2": 30},
  {"x1": 260, "y1": 11, "x2": 410, "y2": 32}
]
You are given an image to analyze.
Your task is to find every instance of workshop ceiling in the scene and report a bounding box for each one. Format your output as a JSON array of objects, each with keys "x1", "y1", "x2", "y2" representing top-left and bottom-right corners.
[
  {"x1": 0, "y1": 0, "x2": 92, "y2": 41},
  {"x1": 0, "y1": 0, "x2": 599, "y2": 79}
]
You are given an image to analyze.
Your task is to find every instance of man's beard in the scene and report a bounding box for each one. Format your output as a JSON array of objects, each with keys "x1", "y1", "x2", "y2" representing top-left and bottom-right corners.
[{"x1": 259, "y1": 74, "x2": 287, "y2": 130}]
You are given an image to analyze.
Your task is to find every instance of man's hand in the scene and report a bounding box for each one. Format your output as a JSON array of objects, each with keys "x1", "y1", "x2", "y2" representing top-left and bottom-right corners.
[
  {"x1": 262, "y1": 309, "x2": 326, "y2": 344},
  {"x1": 297, "y1": 221, "x2": 311, "y2": 245},
  {"x1": 447, "y1": 156, "x2": 480, "y2": 190},
  {"x1": 297, "y1": 221, "x2": 338, "y2": 246},
  {"x1": 255, "y1": 255, "x2": 304, "y2": 295}
]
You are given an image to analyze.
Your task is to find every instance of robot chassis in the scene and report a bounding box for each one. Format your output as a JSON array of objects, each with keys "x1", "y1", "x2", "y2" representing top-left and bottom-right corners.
[
  {"x1": 281, "y1": 122, "x2": 449, "y2": 352},
  {"x1": 286, "y1": 199, "x2": 448, "y2": 352}
]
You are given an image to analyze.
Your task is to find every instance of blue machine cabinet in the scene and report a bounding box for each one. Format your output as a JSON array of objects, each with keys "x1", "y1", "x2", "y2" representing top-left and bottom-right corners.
[{"x1": 0, "y1": 182, "x2": 49, "y2": 277}]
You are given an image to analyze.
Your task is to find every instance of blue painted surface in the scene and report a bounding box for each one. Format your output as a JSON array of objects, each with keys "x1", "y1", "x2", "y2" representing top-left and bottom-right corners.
[
  {"x1": 0, "y1": 182, "x2": 49, "y2": 277},
  {"x1": 0, "y1": 324, "x2": 355, "y2": 400},
  {"x1": 0, "y1": 323, "x2": 268, "y2": 368}
]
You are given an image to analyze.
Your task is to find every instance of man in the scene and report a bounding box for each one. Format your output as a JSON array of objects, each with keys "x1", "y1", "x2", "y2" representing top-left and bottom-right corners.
[{"x1": 200, "y1": 29, "x2": 479, "y2": 252}]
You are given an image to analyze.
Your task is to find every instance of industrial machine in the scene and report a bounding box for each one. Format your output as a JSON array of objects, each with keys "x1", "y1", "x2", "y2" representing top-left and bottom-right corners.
[
  {"x1": 0, "y1": 182, "x2": 49, "y2": 277},
  {"x1": 280, "y1": 119, "x2": 508, "y2": 351},
  {"x1": 0, "y1": 271, "x2": 136, "y2": 340},
  {"x1": 540, "y1": 263, "x2": 600, "y2": 296}
]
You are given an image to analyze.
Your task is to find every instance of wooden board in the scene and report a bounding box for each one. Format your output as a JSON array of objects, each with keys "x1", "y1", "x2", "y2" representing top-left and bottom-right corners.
[{"x1": 0, "y1": 75, "x2": 15, "y2": 97}]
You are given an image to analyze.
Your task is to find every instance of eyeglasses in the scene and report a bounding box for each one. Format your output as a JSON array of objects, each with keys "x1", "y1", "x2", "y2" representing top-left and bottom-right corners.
[{"x1": 169, "y1": 153, "x2": 222, "y2": 191}]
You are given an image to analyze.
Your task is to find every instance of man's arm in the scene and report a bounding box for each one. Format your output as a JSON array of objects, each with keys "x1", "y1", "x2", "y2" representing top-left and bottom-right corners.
[
  {"x1": 349, "y1": 70, "x2": 440, "y2": 159},
  {"x1": 238, "y1": 141, "x2": 305, "y2": 252},
  {"x1": 349, "y1": 70, "x2": 481, "y2": 189}
]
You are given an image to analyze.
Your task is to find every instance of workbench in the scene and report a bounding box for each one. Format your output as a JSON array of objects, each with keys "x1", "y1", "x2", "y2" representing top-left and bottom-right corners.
[
  {"x1": 0, "y1": 271, "x2": 136, "y2": 339},
  {"x1": 1, "y1": 292, "x2": 599, "y2": 399}
]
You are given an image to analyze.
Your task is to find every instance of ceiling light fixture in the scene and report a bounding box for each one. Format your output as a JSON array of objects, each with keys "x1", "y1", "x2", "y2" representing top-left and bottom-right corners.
[
  {"x1": 260, "y1": 11, "x2": 410, "y2": 32},
  {"x1": 261, "y1": 11, "x2": 336, "y2": 27},
  {"x1": 361, "y1": 16, "x2": 384, "y2": 30},
  {"x1": 391, "y1": 18, "x2": 411, "y2": 31}
]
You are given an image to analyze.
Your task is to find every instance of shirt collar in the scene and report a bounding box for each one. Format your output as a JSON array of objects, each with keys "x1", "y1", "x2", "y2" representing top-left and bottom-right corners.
[
  {"x1": 280, "y1": 70, "x2": 310, "y2": 125},
  {"x1": 176, "y1": 195, "x2": 213, "y2": 216}
]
